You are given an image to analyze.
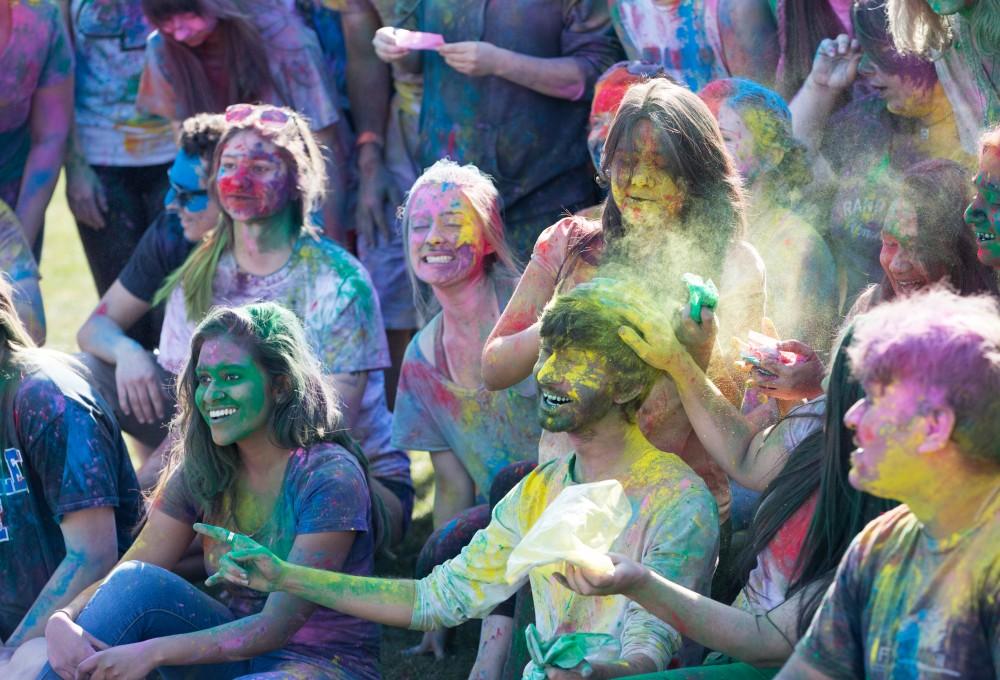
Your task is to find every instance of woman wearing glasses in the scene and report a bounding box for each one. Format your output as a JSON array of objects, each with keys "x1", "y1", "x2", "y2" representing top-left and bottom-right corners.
[
  {"x1": 75, "y1": 114, "x2": 225, "y2": 478},
  {"x1": 137, "y1": 0, "x2": 350, "y2": 241},
  {"x1": 155, "y1": 104, "x2": 413, "y2": 546}
]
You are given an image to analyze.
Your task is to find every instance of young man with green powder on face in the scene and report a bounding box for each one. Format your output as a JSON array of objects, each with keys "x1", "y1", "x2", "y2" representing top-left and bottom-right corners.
[
  {"x1": 772, "y1": 287, "x2": 1000, "y2": 679},
  {"x1": 198, "y1": 280, "x2": 720, "y2": 678}
]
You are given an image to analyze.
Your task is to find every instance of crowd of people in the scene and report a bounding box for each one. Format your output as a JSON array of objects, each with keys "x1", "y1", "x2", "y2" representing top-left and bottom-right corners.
[{"x1": 1, "y1": 0, "x2": 999, "y2": 678}]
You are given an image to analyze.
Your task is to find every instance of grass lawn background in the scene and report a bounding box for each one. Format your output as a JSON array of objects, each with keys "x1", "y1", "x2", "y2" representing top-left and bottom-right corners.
[{"x1": 39, "y1": 175, "x2": 480, "y2": 679}]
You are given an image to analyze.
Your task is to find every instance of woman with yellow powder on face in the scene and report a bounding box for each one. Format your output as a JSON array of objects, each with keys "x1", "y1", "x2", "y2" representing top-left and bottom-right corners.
[{"x1": 482, "y1": 78, "x2": 767, "y2": 526}]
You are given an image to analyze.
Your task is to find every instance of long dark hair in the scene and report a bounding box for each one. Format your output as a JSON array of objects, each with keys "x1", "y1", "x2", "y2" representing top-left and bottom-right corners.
[
  {"x1": 141, "y1": 0, "x2": 277, "y2": 118},
  {"x1": 157, "y1": 302, "x2": 386, "y2": 551},
  {"x1": 786, "y1": 326, "x2": 897, "y2": 637},
  {"x1": 877, "y1": 159, "x2": 999, "y2": 303},
  {"x1": 775, "y1": 0, "x2": 846, "y2": 98},
  {"x1": 598, "y1": 79, "x2": 747, "y2": 274}
]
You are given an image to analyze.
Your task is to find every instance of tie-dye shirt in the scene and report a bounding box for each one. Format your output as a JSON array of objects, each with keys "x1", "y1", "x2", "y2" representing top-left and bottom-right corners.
[
  {"x1": 0, "y1": 0, "x2": 73, "y2": 184},
  {"x1": 391, "y1": 281, "x2": 540, "y2": 500},
  {"x1": 158, "y1": 234, "x2": 410, "y2": 487},
  {"x1": 609, "y1": 0, "x2": 722, "y2": 91},
  {"x1": 412, "y1": 447, "x2": 719, "y2": 672},
  {"x1": 155, "y1": 443, "x2": 379, "y2": 678},
  {"x1": 796, "y1": 498, "x2": 1000, "y2": 678},
  {"x1": 70, "y1": 0, "x2": 174, "y2": 166},
  {"x1": 0, "y1": 358, "x2": 141, "y2": 639}
]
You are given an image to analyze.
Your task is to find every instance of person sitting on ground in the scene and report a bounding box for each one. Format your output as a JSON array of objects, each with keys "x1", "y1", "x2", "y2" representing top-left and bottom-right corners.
[
  {"x1": 0, "y1": 200, "x2": 44, "y2": 343},
  {"x1": 41, "y1": 302, "x2": 383, "y2": 680},
  {"x1": 391, "y1": 160, "x2": 540, "y2": 662},
  {"x1": 0, "y1": 278, "x2": 141, "y2": 662},
  {"x1": 964, "y1": 123, "x2": 1000, "y2": 269},
  {"x1": 700, "y1": 77, "x2": 837, "y2": 350},
  {"x1": 776, "y1": 286, "x2": 1000, "y2": 679},
  {"x1": 199, "y1": 279, "x2": 720, "y2": 677},
  {"x1": 76, "y1": 113, "x2": 225, "y2": 473},
  {"x1": 155, "y1": 104, "x2": 413, "y2": 544}
]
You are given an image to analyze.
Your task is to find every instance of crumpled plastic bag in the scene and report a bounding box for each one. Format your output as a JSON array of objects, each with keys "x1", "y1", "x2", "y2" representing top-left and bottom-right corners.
[
  {"x1": 505, "y1": 479, "x2": 632, "y2": 584},
  {"x1": 523, "y1": 624, "x2": 621, "y2": 679}
]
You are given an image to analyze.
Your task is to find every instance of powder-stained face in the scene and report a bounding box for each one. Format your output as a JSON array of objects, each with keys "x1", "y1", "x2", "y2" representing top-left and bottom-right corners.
[
  {"x1": 166, "y1": 150, "x2": 220, "y2": 242},
  {"x1": 610, "y1": 119, "x2": 686, "y2": 230},
  {"x1": 844, "y1": 380, "x2": 939, "y2": 498},
  {"x1": 158, "y1": 12, "x2": 218, "y2": 47},
  {"x1": 407, "y1": 182, "x2": 494, "y2": 288},
  {"x1": 965, "y1": 146, "x2": 1000, "y2": 268},
  {"x1": 717, "y1": 104, "x2": 759, "y2": 183},
  {"x1": 880, "y1": 199, "x2": 934, "y2": 296},
  {"x1": 927, "y1": 0, "x2": 975, "y2": 14},
  {"x1": 858, "y1": 50, "x2": 937, "y2": 118},
  {"x1": 533, "y1": 345, "x2": 617, "y2": 433},
  {"x1": 195, "y1": 336, "x2": 273, "y2": 447},
  {"x1": 216, "y1": 130, "x2": 293, "y2": 223}
]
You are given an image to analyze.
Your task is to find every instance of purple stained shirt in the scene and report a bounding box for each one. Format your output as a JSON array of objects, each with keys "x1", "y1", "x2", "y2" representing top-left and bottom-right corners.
[
  {"x1": 155, "y1": 442, "x2": 379, "y2": 677},
  {"x1": 158, "y1": 234, "x2": 411, "y2": 487}
]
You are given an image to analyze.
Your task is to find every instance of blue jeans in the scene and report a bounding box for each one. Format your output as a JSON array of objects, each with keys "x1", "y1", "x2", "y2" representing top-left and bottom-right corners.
[{"x1": 37, "y1": 561, "x2": 339, "y2": 679}]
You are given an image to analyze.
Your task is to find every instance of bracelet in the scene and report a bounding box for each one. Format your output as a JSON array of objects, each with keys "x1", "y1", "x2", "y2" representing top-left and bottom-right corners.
[
  {"x1": 52, "y1": 608, "x2": 74, "y2": 620},
  {"x1": 355, "y1": 131, "x2": 385, "y2": 149}
]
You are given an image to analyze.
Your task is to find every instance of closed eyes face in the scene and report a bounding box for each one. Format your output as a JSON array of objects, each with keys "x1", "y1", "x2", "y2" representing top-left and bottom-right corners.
[
  {"x1": 609, "y1": 119, "x2": 686, "y2": 231},
  {"x1": 195, "y1": 336, "x2": 273, "y2": 447},
  {"x1": 159, "y1": 12, "x2": 218, "y2": 47},
  {"x1": 216, "y1": 130, "x2": 293, "y2": 223},
  {"x1": 406, "y1": 182, "x2": 493, "y2": 288}
]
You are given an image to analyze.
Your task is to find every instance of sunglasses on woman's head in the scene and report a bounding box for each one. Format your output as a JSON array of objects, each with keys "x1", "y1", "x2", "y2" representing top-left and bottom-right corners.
[
  {"x1": 166, "y1": 184, "x2": 209, "y2": 212},
  {"x1": 224, "y1": 104, "x2": 292, "y2": 127}
]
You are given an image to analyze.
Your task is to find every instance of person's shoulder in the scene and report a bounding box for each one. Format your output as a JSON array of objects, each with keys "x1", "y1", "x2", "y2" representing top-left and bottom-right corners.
[
  {"x1": 852, "y1": 504, "x2": 917, "y2": 554},
  {"x1": 13, "y1": 352, "x2": 100, "y2": 417},
  {"x1": 292, "y1": 442, "x2": 369, "y2": 492},
  {"x1": 298, "y1": 235, "x2": 377, "y2": 294},
  {"x1": 631, "y1": 448, "x2": 716, "y2": 508}
]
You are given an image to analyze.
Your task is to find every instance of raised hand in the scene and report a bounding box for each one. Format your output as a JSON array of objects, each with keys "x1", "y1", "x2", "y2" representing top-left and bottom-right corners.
[
  {"x1": 193, "y1": 523, "x2": 288, "y2": 593},
  {"x1": 808, "y1": 34, "x2": 861, "y2": 92}
]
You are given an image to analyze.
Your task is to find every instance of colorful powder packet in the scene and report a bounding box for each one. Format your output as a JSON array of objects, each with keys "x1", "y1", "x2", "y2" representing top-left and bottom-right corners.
[
  {"x1": 682, "y1": 273, "x2": 719, "y2": 323},
  {"x1": 394, "y1": 29, "x2": 445, "y2": 50}
]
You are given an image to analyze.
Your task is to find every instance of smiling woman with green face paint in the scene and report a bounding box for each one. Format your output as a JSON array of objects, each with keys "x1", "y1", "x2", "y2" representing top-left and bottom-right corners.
[
  {"x1": 965, "y1": 125, "x2": 1000, "y2": 267},
  {"x1": 40, "y1": 302, "x2": 384, "y2": 680}
]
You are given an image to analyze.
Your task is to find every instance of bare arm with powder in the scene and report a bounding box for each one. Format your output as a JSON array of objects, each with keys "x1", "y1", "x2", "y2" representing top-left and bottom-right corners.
[
  {"x1": 618, "y1": 306, "x2": 797, "y2": 491},
  {"x1": 73, "y1": 530, "x2": 358, "y2": 676},
  {"x1": 557, "y1": 556, "x2": 812, "y2": 668},
  {"x1": 314, "y1": 124, "x2": 349, "y2": 244}
]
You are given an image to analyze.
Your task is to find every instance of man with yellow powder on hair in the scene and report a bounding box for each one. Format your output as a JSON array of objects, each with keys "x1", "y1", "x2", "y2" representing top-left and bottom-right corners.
[
  {"x1": 777, "y1": 286, "x2": 1000, "y2": 679},
  {"x1": 196, "y1": 279, "x2": 720, "y2": 678}
]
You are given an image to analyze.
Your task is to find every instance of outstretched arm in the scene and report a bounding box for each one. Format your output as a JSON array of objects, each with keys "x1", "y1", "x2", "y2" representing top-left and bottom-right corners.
[{"x1": 194, "y1": 524, "x2": 416, "y2": 628}]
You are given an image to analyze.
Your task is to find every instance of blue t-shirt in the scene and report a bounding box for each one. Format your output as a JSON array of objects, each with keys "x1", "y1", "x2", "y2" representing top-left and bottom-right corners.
[
  {"x1": 155, "y1": 442, "x2": 380, "y2": 677},
  {"x1": 0, "y1": 355, "x2": 141, "y2": 639}
]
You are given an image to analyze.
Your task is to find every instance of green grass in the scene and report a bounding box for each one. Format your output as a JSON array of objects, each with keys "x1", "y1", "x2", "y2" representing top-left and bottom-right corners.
[{"x1": 39, "y1": 176, "x2": 479, "y2": 679}]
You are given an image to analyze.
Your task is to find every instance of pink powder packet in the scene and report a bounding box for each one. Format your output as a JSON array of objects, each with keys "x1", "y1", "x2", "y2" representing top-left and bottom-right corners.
[{"x1": 394, "y1": 29, "x2": 445, "y2": 50}]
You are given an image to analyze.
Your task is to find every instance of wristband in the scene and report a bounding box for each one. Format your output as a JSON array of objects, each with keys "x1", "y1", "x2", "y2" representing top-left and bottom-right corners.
[{"x1": 355, "y1": 131, "x2": 385, "y2": 149}]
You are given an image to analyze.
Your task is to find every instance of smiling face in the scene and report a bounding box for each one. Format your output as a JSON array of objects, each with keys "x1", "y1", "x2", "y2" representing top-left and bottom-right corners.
[
  {"x1": 965, "y1": 145, "x2": 1000, "y2": 268},
  {"x1": 406, "y1": 182, "x2": 494, "y2": 289},
  {"x1": 533, "y1": 344, "x2": 619, "y2": 433},
  {"x1": 216, "y1": 130, "x2": 294, "y2": 223},
  {"x1": 880, "y1": 198, "x2": 936, "y2": 296},
  {"x1": 195, "y1": 335, "x2": 273, "y2": 447},
  {"x1": 843, "y1": 379, "x2": 939, "y2": 498},
  {"x1": 858, "y1": 52, "x2": 937, "y2": 118},
  {"x1": 158, "y1": 12, "x2": 218, "y2": 47},
  {"x1": 609, "y1": 119, "x2": 686, "y2": 230},
  {"x1": 166, "y1": 149, "x2": 220, "y2": 241}
]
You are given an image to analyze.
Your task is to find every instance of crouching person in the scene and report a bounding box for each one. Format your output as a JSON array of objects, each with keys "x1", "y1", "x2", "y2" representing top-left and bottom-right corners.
[
  {"x1": 201, "y1": 280, "x2": 720, "y2": 677},
  {"x1": 777, "y1": 287, "x2": 1000, "y2": 679}
]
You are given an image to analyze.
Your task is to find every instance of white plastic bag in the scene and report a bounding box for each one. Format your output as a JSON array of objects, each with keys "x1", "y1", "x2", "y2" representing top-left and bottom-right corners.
[{"x1": 505, "y1": 479, "x2": 632, "y2": 584}]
